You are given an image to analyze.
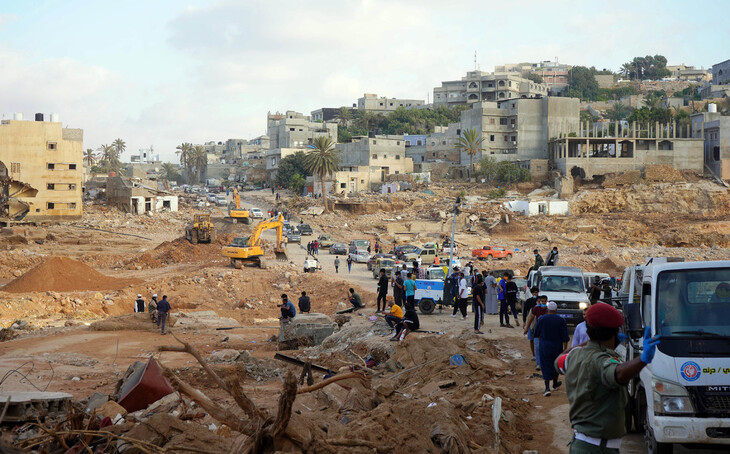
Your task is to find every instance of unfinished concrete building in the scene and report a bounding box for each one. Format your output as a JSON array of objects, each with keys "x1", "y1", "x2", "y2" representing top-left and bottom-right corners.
[
  {"x1": 333, "y1": 135, "x2": 414, "y2": 194},
  {"x1": 0, "y1": 114, "x2": 83, "y2": 222},
  {"x1": 106, "y1": 176, "x2": 178, "y2": 214},
  {"x1": 692, "y1": 106, "x2": 730, "y2": 180},
  {"x1": 356, "y1": 94, "x2": 425, "y2": 114},
  {"x1": 549, "y1": 121, "x2": 704, "y2": 179},
  {"x1": 433, "y1": 70, "x2": 548, "y2": 108}
]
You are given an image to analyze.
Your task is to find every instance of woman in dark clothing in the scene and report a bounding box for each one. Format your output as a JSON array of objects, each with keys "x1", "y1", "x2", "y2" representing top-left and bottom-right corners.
[{"x1": 533, "y1": 301, "x2": 569, "y2": 396}]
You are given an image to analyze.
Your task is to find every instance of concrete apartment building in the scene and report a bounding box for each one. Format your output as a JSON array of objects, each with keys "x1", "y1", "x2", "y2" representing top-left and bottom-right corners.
[
  {"x1": 0, "y1": 114, "x2": 83, "y2": 222},
  {"x1": 712, "y1": 59, "x2": 730, "y2": 85},
  {"x1": 311, "y1": 106, "x2": 357, "y2": 122},
  {"x1": 691, "y1": 105, "x2": 730, "y2": 180},
  {"x1": 265, "y1": 111, "x2": 338, "y2": 178},
  {"x1": 333, "y1": 135, "x2": 414, "y2": 193},
  {"x1": 357, "y1": 94, "x2": 425, "y2": 114},
  {"x1": 667, "y1": 64, "x2": 712, "y2": 82},
  {"x1": 549, "y1": 120, "x2": 704, "y2": 179},
  {"x1": 433, "y1": 70, "x2": 548, "y2": 108},
  {"x1": 496, "y1": 61, "x2": 572, "y2": 95}
]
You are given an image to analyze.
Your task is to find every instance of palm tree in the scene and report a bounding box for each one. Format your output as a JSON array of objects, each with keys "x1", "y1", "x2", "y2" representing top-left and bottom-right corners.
[
  {"x1": 334, "y1": 107, "x2": 352, "y2": 126},
  {"x1": 97, "y1": 143, "x2": 121, "y2": 173},
  {"x1": 113, "y1": 138, "x2": 126, "y2": 158},
  {"x1": 619, "y1": 63, "x2": 634, "y2": 79},
  {"x1": 455, "y1": 128, "x2": 484, "y2": 179},
  {"x1": 190, "y1": 145, "x2": 208, "y2": 183},
  {"x1": 84, "y1": 148, "x2": 96, "y2": 167},
  {"x1": 304, "y1": 137, "x2": 340, "y2": 213},
  {"x1": 176, "y1": 142, "x2": 193, "y2": 181},
  {"x1": 161, "y1": 163, "x2": 179, "y2": 182},
  {"x1": 607, "y1": 102, "x2": 630, "y2": 121}
]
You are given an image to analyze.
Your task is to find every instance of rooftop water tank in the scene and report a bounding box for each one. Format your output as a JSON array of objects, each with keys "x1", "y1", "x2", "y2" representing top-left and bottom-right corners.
[
  {"x1": 50, "y1": 113, "x2": 59, "y2": 122},
  {"x1": 12, "y1": 113, "x2": 23, "y2": 121},
  {"x1": 708, "y1": 103, "x2": 717, "y2": 113},
  {"x1": 35, "y1": 113, "x2": 44, "y2": 121}
]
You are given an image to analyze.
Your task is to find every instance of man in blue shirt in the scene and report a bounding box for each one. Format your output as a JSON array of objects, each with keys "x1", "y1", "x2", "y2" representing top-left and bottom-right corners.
[
  {"x1": 279, "y1": 293, "x2": 296, "y2": 323},
  {"x1": 156, "y1": 295, "x2": 171, "y2": 335},
  {"x1": 404, "y1": 273, "x2": 416, "y2": 310}
]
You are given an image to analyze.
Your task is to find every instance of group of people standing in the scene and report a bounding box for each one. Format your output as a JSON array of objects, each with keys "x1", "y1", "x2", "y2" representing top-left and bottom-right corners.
[
  {"x1": 133, "y1": 293, "x2": 171, "y2": 335},
  {"x1": 306, "y1": 240, "x2": 320, "y2": 255}
]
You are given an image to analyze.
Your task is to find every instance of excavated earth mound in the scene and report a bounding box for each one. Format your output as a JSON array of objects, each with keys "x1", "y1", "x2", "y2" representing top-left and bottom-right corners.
[{"x1": 1, "y1": 256, "x2": 140, "y2": 293}]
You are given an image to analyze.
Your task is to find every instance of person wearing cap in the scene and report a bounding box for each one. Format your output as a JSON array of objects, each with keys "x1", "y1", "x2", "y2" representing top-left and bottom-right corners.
[
  {"x1": 134, "y1": 294, "x2": 145, "y2": 313},
  {"x1": 533, "y1": 301, "x2": 569, "y2": 396},
  {"x1": 555, "y1": 302, "x2": 660, "y2": 453}
]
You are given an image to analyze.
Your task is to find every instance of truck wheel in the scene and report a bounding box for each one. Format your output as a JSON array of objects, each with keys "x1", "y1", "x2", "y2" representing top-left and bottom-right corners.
[{"x1": 419, "y1": 299, "x2": 435, "y2": 315}]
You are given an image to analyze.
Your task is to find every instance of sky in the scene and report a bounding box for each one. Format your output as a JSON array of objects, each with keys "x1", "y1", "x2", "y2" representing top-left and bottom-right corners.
[{"x1": 1, "y1": 0, "x2": 728, "y2": 162}]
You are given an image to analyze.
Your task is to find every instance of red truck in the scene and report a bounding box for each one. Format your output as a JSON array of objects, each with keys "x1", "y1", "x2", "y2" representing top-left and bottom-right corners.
[{"x1": 472, "y1": 246, "x2": 513, "y2": 261}]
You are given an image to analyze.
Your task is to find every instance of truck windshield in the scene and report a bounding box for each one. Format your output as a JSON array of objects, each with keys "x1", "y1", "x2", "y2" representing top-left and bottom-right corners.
[
  {"x1": 540, "y1": 276, "x2": 584, "y2": 293},
  {"x1": 657, "y1": 268, "x2": 730, "y2": 337},
  {"x1": 428, "y1": 268, "x2": 446, "y2": 280}
]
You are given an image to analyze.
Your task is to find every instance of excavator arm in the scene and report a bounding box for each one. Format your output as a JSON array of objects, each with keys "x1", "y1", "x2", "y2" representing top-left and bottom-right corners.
[{"x1": 247, "y1": 214, "x2": 284, "y2": 249}]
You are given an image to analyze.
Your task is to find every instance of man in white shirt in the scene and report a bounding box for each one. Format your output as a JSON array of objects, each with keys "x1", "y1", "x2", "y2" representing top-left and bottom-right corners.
[
  {"x1": 457, "y1": 272, "x2": 469, "y2": 320},
  {"x1": 572, "y1": 320, "x2": 589, "y2": 347}
]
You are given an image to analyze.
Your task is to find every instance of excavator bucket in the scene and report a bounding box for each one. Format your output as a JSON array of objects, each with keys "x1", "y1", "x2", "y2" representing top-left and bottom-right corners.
[{"x1": 274, "y1": 248, "x2": 288, "y2": 261}]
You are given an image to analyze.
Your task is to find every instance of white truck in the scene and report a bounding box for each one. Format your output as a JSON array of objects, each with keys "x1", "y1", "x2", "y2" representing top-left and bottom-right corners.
[
  {"x1": 621, "y1": 258, "x2": 730, "y2": 453},
  {"x1": 526, "y1": 266, "x2": 591, "y2": 325}
]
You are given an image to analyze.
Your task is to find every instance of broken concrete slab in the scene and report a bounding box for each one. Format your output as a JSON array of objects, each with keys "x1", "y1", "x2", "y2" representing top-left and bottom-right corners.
[
  {"x1": 279, "y1": 313, "x2": 337, "y2": 346},
  {"x1": 0, "y1": 391, "x2": 72, "y2": 422}
]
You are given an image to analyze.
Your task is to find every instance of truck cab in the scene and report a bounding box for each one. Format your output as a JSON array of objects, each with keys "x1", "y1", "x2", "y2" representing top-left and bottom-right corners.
[
  {"x1": 623, "y1": 259, "x2": 730, "y2": 452},
  {"x1": 529, "y1": 266, "x2": 590, "y2": 325}
]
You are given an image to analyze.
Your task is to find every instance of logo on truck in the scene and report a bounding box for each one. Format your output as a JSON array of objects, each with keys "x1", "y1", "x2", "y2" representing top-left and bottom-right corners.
[{"x1": 680, "y1": 361, "x2": 701, "y2": 382}]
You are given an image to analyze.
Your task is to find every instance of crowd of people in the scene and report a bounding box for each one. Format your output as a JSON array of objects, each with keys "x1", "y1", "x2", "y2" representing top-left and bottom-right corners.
[{"x1": 132, "y1": 293, "x2": 171, "y2": 335}]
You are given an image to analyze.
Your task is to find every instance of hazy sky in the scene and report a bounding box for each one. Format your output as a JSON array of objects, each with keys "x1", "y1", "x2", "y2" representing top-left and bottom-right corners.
[{"x1": 1, "y1": 0, "x2": 728, "y2": 162}]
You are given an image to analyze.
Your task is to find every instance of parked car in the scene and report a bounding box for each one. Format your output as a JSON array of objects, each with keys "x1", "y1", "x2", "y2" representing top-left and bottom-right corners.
[
  {"x1": 206, "y1": 193, "x2": 217, "y2": 202},
  {"x1": 298, "y1": 224, "x2": 313, "y2": 236},
  {"x1": 286, "y1": 230, "x2": 301, "y2": 243},
  {"x1": 441, "y1": 240, "x2": 457, "y2": 255},
  {"x1": 372, "y1": 258, "x2": 397, "y2": 278},
  {"x1": 329, "y1": 243, "x2": 347, "y2": 255},
  {"x1": 215, "y1": 195, "x2": 227, "y2": 206},
  {"x1": 349, "y1": 239, "x2": 370, "y2": 251},
  {"x1": 415, "y1": 247, "x2": 437, "y2": 265},
  {"x1": 349, "y1": 250, "x2": 370, "y2": 263},
  {"x1": 368, "y1": 253, "x2": 396, "y2": 271},
  {"x1": 250, "y1": 208, "x2": 263, "y2": 218},
  {"x1": 395, "y1": 244, "x2": 419, "y2": 261},
  {"x1": 317, "y1": 234, "x2": 335, "y2": 248},
  {"x1": 472, "y1": 246, "x2": 514, "y2": 261}
]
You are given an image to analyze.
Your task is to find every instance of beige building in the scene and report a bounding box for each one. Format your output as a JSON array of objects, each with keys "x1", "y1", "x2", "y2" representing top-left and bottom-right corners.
[
  {"x1": 333, "y1": 135, "x2": 414, "y2": 193},
  {"x1": 434, "y1": 70, "x2": 548, "y2": 108},
  {"x1": 266, "y1": 111, "x2": 337, "y2": 180},
  {"x1": 0, "y1": 116, "x2": 83, "y2": 222},
  {"x1": 356, "y1": 94, "x2": 425, "y2": 114},
  {"x1": 106, "y1": 176, "x2": 178, "y2": 214}
]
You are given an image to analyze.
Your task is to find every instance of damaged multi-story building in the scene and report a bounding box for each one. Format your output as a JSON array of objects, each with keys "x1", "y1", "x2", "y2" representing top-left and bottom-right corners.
[{"x1": 0, "y1": 113, "x2": 83, "y2": 222}]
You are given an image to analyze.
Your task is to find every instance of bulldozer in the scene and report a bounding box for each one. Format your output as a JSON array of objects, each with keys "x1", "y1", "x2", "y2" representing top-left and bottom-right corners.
[
  {"x1": 185, "y1": 214, "x2": 216, "y2": 244},
  {"x1": 226, "y1": 188, "x2": 251, "y2": 224},
  {"x1": 222, "y1": 214, "x2": 288, "y2": 268}
]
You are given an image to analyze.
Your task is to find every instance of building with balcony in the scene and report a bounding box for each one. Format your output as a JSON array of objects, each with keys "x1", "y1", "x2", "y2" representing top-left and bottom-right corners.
[
  {"x1": 433, "y1": 71, "x2": 548, "y2": 108},
  {"x1": 0, "y1": 114, "x2": 83, "y2": 222}
]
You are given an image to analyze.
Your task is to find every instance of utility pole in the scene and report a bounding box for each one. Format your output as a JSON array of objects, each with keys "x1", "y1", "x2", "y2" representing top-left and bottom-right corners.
[{"x1": 448, "y1": 196, "x2": 461, "y2": 276}]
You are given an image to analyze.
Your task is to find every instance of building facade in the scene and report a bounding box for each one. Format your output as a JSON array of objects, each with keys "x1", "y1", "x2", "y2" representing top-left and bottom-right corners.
[
  {"x1": 267, "y1": 111, "x2": 337, "y2": 149},
  {"x1": 356, "y1": 94, "x2": 425, "y2": 114},
  {"x1": 691, "y1": 108, "x2": 730, "y2": 180},
  {"x1": 0, "y1": 116, "x2": 83, "y2": 222},
  {"x1": 712, "y1": 59, "x2": 730, "y2": 85},
  {"x1": 334, "y1": 135, "x2": 414, "y2": 193},
  {"x1": 311, "y1": 106, "x2": 357, "y2": 122},
  {"x1": 433, "y1": 71, "x2": 548, "y2": 108}
]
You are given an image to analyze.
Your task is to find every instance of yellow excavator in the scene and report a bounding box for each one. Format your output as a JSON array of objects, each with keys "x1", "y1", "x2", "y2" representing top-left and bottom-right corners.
[
  {"x1": 222, "y1": 214, "x2": 288, "y2": 268},
  {"x1": 227, "y1": 188, "x2": 251, "y2": 224}
]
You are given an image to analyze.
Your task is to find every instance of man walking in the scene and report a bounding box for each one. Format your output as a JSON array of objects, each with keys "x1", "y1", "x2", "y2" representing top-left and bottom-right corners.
[
  {"x1": 376, "y1": 268, "x2": 389, "y2": 313},
  {"x1": 498, "y1": 274, "x2": 511, "y2": 327},
  {"x1": 556, "y1": 303, "x2": 660, "y2": 453},
  {"x1": 451, "y1": 272, "x2": 468, "y2": 320},
  {"x1": 393, "y1": 273, "x2": 404, "y2": 308},
  {"x1": 472, "y1": 274, "x2": 485, "y2": 334},
  {"x1": 134, "y1": 294, "x2": 145, "y2": 313},
  {"x1": 156, "y1": 295, "x2": 171, "y2": 335},
  {"x1": 524, "y1": 295, "x2": 548, "y2": 369},
  {"x1": 484, "y1": 271, "x2": 498, "y2": 315},
  {"x1": 347, "y1": 256, "x2": 353, "y2": 273},
  {"x1": 534, "y1": 301, "x2": 569, "y2": 396},
  {"x1": 148, "y1": 294, "x2": 158, "y2": 323},
  {"x1": 334, "y1": 256, "x2": 340, "y2": 273},
  {"x1": 504, "y1": 273, "x2": 520, "y2": 326}
]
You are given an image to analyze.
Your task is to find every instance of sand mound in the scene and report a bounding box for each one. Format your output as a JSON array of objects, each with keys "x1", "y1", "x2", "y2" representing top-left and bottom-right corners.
[
  {"x1": 127, "y1": 234, "x2": 236, "y2": 269},
  {"x1": 89, "y1": 313, "x2": 176, "y2": 331},
  {"x1": 1, "y1": 256, "x2": 139, "y2": 293}
]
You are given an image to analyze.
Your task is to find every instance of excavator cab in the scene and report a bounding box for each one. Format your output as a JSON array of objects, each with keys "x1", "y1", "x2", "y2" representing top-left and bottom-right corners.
[
  {"x1": 227, "y1": 189, "x2": 251, "y2": 224},
  {"x1": 222, "y1": 214, "x2": 288, "y2": 268}
]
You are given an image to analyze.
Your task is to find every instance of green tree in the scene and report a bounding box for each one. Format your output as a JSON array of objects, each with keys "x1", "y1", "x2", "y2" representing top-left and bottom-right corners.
[
  {"x1": 161, "y1": 163, "x2": 180, "y2": 182},
  {"x1": 84, "y1": 148, "x2": 95, "y2": 167},
  {"x1": 623, "y1": 55, "x2": 671, "y2": 80},
  {"x1": 455, "y1": 128, "x2": 484, "y2": 178},
  {"x1": 113, "y1": 138, "x2": 126, "y2": 159},
  {"x1": 98, "y1": 143, "x2": 122, "y2": 174},
  {"x1": 475, "y1": 156, "x2": 499, "y2": 182},
  {"x1": 334, "y1": 107, "x2": 352, "y2": 126},
  {"x1": 526, "y1": 73, "x2": 544, "y2": 84},
  {"x1": 275, "y1": 151, "x2": 309, "y2": 189},
  {"x1": 304, "y1": 137, "x2": 340, "y2": 213},
  {"x1": 290, "y1": 173, "x2": 306, "y2": 195},
  {"x1": 607, "y1": 102, "x2": 631, "y2": 121},
  {"x1": 176, "y1": 142, "x2": 193, "y2": 181},
  {"x1": 189, "y1": 145, "x2": 208, "y2": 183},
  {"x1": 566, "y1": 66, "x2": 600, "y2": 100},
  {"x1": 580, "y1": 110, "x2": 599, "y2": 125}
]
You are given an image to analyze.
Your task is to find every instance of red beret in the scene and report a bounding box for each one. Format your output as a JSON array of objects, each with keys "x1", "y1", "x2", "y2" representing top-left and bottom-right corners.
[{"x1": 585, "y1": 302, "x2": 623, "y2": 329}]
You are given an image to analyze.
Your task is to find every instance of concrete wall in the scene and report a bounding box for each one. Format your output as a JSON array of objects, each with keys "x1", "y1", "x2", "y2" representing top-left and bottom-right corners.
[
  {"x1": 712, "y1": 59, "x2": 730, "y2": 85},
  {"x1": 357, "y1": 94, "x2": 425, "y2": 113},
  {"x1": 0, "y1": 119, "x2": 83, "y2": 221}
]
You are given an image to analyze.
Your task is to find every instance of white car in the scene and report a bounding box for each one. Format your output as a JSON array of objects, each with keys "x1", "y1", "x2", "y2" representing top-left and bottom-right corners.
[
  {"x1": 250, "y1": 207, "x2": 263, "y2": 218},
  {"x1": 215, "y1": 195, "x2": 227, "y2": 206},
  {"x1": 206, "y1": 193, "x2": 217, "y2": 202},
  {"x1": 349, "y1": 250, "x2": 370, "y2": 263}
]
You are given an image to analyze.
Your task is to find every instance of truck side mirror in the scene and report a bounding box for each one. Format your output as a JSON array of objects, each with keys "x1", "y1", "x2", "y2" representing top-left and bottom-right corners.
[{"x1": 625, "y1": 302, "x2": 643, "y2": 338}]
